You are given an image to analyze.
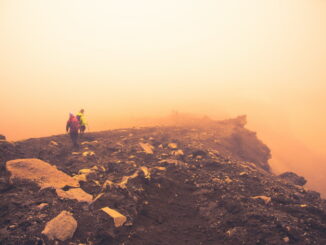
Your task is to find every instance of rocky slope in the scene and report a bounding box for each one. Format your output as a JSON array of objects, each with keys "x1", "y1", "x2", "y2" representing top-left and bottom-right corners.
[{"x1": 0, "y1": 116, "x2": 325, "y2": 245}]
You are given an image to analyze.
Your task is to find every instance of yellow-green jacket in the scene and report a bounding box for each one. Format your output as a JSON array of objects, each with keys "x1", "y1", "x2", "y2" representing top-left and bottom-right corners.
[{"x1": 76, "y1": 112, "x2": 86, "y2": 126}]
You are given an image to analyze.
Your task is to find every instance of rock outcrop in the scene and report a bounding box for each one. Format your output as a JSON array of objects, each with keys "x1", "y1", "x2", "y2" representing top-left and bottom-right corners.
[{"x1": 279, "y1": 171, "x2": 307, "y2": 186}]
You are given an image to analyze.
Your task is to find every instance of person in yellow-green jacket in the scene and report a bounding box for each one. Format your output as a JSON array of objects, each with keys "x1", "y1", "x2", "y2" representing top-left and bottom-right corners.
[{"x1": 76, "y1": 109, "x2": 87, "y2": 134}]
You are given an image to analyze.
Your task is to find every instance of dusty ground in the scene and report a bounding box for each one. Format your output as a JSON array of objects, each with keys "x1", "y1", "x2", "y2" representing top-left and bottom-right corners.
[{"x1": 0, "y1": 117, "x2": 325, "y2": 244}]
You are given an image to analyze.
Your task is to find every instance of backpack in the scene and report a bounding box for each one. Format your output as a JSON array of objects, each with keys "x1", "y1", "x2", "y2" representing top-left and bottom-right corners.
[{"x1": 69, "y1": 116, "x2": 80, "y2": 132}]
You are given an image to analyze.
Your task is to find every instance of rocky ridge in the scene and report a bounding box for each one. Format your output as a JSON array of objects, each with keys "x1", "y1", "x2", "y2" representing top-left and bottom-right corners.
[{"x1": 0, "y1": 116, "x2": 325, "y2": 244}]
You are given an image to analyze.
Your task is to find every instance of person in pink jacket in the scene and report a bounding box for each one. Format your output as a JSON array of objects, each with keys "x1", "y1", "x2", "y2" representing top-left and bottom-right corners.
[{"x1": 66, "y1": 113, "x2": 80, "y2": 148}]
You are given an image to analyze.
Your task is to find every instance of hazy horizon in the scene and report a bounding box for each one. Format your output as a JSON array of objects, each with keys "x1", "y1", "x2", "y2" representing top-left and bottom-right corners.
[{"x1": 1, "y1": 0, "x2": 326, "y2": 195}]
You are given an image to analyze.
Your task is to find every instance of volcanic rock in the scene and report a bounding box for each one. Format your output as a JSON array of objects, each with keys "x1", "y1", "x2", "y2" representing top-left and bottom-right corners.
[
  {"x1": 279, "y1": 171, "x2": 307, "y2": 186},
  {"x1": 139, "y1": 142, "x2": 154, "y2": 154},
  {"x1": 56, "y1": 188, "x2": 93, "y2": 203},
  {"x1": 42, "y1": 211, "x2": 77, "y2": 241},
  {"x1": 101, "y1": 207, "x2": 127, "y2": 227},
  {"x1": 6, "y1": 158, "x2": 80, "y2": 189}
]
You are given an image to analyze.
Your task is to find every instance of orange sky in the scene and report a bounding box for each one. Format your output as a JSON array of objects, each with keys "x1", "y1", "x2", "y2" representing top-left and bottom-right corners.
[{"x1": 1, "y1": 1, "x2": 326, "y2": 194}]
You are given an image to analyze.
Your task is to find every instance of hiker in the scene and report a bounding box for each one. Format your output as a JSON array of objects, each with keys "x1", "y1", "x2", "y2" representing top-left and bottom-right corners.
[
  {"x1": 76, "y1": 109, "x2": 87, "y2": 134},
  {"x1": 66, "y1": 113, "x2": 80, "y2": 148}
]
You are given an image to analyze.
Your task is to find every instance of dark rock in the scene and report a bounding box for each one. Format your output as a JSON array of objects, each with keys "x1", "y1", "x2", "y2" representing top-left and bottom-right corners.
[
  {"x1": 0, "y1": 134, "x2": 6, "y2": 140},
  {"x1": 279, "y1": 172, "x2": 307, "y2": 186}
]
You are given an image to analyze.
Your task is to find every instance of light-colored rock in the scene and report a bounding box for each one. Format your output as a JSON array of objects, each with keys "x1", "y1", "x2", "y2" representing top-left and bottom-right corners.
[
  {"x1": 251, "y1": 196, "x2": 271, "y2": 204},
  {"x1": 93, "y1": 180, "x2": 101, "y2": 186},
  {"x1": 140, "y1": 166, "x2": 150, "y2": 179},
  {"x1": 91, "y1": 193, "x2": 104, "y2": 204},
  {"x1": 139, "y1": 143, "x2": 154, "y2": 154},
  {"x1": 56, "y1": 188, "x2": 93, "y2": 203},
  {"x1": 49, "y1": 141, "x2": 58, "y2": 146},
  {"x1": 159, "y1": 159, "x2": 188, "y2": 167},
  {"x1": 75, "y1": 166, "x2": 98, "y2": 181},
  {"x1": 6, "y1": 159, "x2": 80, "y2": 189},
  {"x1": 283, "y1": 237, "x2": 290, "y2": 243},
  {"x1": 37, "y1": 203, "x2": 48, "y2": 210},
  {"x1": 226, "y1": 227, "x2": 237, "y2": 237},
  {"x1": 172, "y1": 149, "x2": 184, "y2": 156},
  {"x1": 102, "y1": 179, "x2": 115, "y2": 190},
  {"x1": 81, "y1": 140, "x2": 98, "y2": 146},
  {"x1": 168, "y1": 143, "x2": 178, "y2": 149},
  {"x1": 224, "y1": 176, "x2": 233, "y2": 184},
  {"x1": 73, "y1": 174, "x2": 87, "y2": 183},
  {"x1": 118, "y1": 171, "x2": 139, "y2": 188},
  {"x1": 42, "y1": 211, "x2": 77, "y2": 241},
  {"x1": 102, "y1": 170, "x2": 140, "y2": 190},
  {"x1": 212, "y1": 177, "x2": 222, "y2": 183},
  {"x1": 82, "y1": 151, "x2": 95, "y2": 157},
  {"x1": 101, "y1": 207, "x2": 127, "y2": 227}
]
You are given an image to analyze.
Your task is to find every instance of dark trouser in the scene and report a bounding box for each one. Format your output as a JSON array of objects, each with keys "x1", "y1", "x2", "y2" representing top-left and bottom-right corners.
[
  {"x1": 80, "y1": 125, "x2": 86, "y2": 134},
  {"x1": 70, "y1": 131, "x2": 79, "y2": 147}
]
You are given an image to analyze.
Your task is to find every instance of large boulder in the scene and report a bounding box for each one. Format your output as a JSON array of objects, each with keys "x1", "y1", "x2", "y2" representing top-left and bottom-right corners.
[
  {"x1": 0, "y1": 134, "x2": 6, "y2": 140},
  {"x1": 6, "y1": 158, "x2": 93, "y2": 203},
  {"x1": 42, "y1": 211, "x2": 77, "y2": 241},
  {"x1": 6, "y1": 158, "x2": 80, "y2": 189},
  {"x1": 279, "y1": 172, "x2": 307, "y2": 186}
]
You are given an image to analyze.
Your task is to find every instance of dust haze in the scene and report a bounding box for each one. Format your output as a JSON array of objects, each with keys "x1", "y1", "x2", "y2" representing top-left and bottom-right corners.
[{"x1": 1, "y1": 0, "x2": 326, "y2": 196}]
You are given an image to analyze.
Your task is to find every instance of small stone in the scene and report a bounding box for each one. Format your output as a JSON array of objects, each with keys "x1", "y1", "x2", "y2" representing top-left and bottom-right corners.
[
  {"x1": 93, "y1": 180, "x2": 101, "y2": 186},
  {"x1": 8, "y1": 224, "x2": 17, "y2": 230},
  {"x1": 37, "y1": 203, "x2": 48, "y2": 210},
  {"x1": 49, "y1": 141, "x2": 58, "y2": 146},
  {"x1": 82, "y1": 151, "x2": 95, "y2": 157},
  {"x1": 140, "y1": 166, "x2": 150, "y2": 179},
  {"x1": 226, "y1": 227, "x2": 237, "y2": 237},
  {"x1": 212, "y1": 177, "x2": 222, "y2": 183},
  {"x1": 283, "y1": 237, "x2": 290, "y2": 243},
  {"x1": 168, "y1": 143, "x2": 178, "y2": 149},
  {"x1": 81, "y1": 140, "x2": 98, "y2": 146},
  {"x1": 73, "y1": 174, "x2": 87, "y2": 182},
  {"x1": 251, "y1": 196, "x2": 271, "y2": 204},
  {"x1": 101, "y1": 207, "x2": 127, "y2": 227},
  {"x1": 224, "y1": 176, "x2": 232, "y2": 184},
  {"x1": 139, "y1": 143, "x2": 154, "y2": 154},
  {"x1": 172, "y1": 149, "x2": 184, "y2": 156}
]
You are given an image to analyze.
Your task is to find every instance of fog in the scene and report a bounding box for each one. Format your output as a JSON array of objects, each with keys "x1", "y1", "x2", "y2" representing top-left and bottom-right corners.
[{"x1": 1, "y1": 0, "x2": 325, "y2": 195}]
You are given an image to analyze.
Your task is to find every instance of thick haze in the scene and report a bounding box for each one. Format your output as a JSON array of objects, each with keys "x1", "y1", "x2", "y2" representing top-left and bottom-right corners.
[{"x1": 1, "y1": 1, "x2": 326, "y2": 195}]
